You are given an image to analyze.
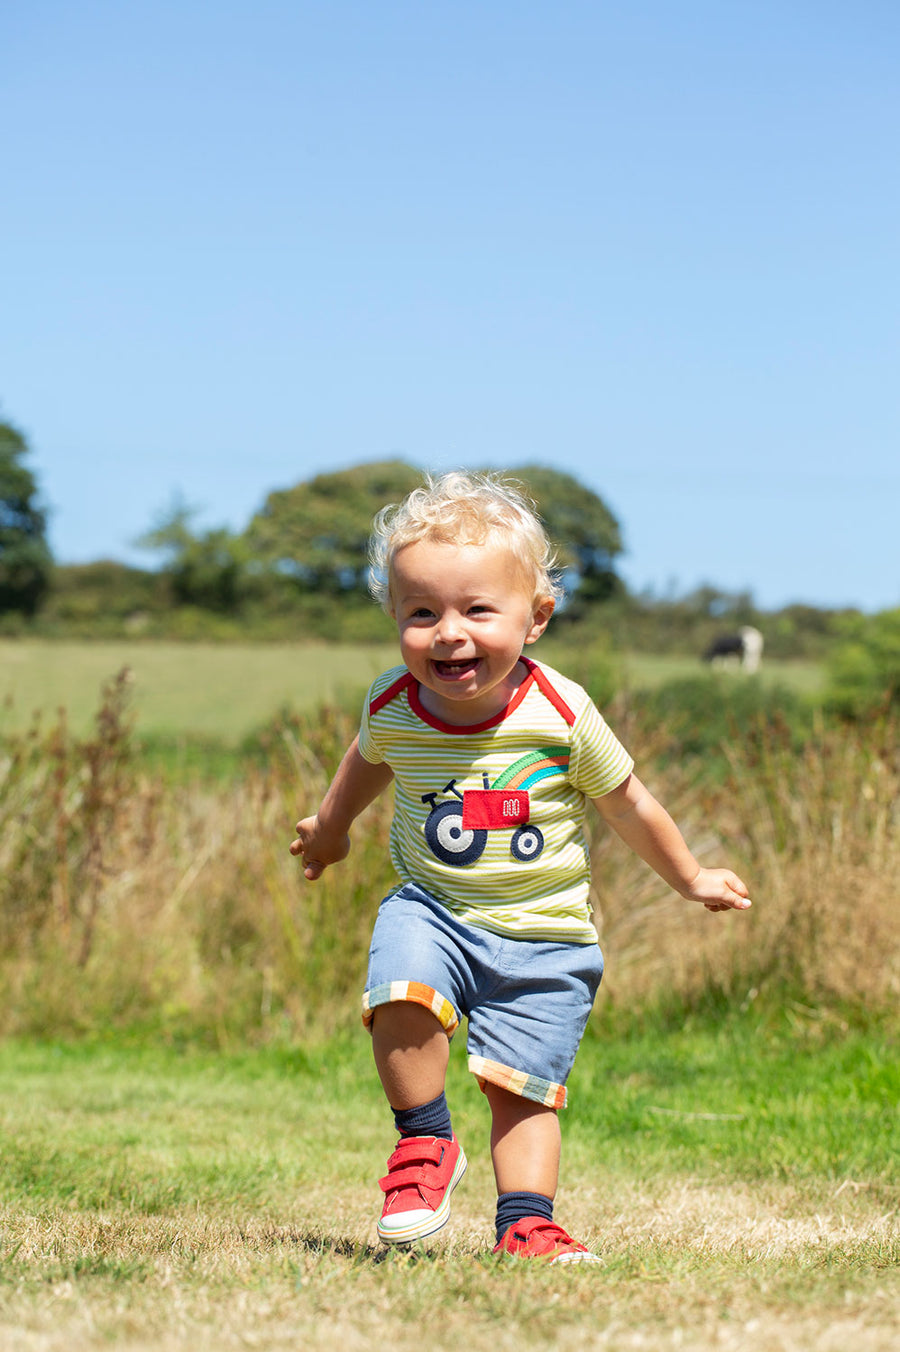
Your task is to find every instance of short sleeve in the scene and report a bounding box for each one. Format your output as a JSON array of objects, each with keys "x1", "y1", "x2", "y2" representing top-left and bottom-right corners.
[
  {"x1": 568, "y1": 698, "x2": 633, "y2": 798},
  {"x1": 357, "y1": 686, "x2": 384, "y2": 765}
]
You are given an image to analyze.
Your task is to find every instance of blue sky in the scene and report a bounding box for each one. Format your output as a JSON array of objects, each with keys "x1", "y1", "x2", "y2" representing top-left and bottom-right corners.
[{"x1": 3, "y1": 0, "x2": 898, "y2": 612}]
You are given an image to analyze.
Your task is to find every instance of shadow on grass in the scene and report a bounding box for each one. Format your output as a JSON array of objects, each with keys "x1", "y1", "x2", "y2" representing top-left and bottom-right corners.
[{"x1": 269, "y1": 1225, "x2": 485, "y2": 1266}]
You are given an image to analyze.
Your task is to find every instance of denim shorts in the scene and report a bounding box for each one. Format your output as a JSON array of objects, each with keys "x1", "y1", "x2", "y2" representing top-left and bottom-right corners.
[{"x1": 362, "y1": 882, "x2": 604, "y2": 1109}]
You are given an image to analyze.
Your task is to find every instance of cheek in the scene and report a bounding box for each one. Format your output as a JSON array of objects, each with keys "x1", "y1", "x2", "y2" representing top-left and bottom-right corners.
[{"x1": 398, "y1": 628, "x2": 428, "y2": 659}]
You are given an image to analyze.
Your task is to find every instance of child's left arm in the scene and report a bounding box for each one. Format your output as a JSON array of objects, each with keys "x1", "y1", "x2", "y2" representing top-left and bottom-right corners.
[{"x1": 594, "y1": 774, "x2": 751, "y2": 913}]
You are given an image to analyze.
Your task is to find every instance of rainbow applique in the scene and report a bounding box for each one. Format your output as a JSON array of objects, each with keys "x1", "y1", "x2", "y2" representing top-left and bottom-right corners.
[{"x1": 491, "y1": 747, "x2": 571, "y2": 793}]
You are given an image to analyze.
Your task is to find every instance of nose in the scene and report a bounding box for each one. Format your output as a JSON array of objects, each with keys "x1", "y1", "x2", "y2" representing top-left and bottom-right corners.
[{"x1": 434, "y1": 611, "x2": 464, "y2": 644}]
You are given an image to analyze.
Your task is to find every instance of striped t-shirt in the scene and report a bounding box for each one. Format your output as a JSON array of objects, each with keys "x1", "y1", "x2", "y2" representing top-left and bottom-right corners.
[{"x1": 358, "y1": 657, "x2": 633, "y2": 943}]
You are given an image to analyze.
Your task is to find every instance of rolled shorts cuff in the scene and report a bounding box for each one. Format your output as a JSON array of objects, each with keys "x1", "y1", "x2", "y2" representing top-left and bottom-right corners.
[
  {"x1": 468, "y1": 1054, "x2": 567, "y2": 1110},
  {"x1": 362, "y1": 980, "x2": 460, "y2": 1037}
]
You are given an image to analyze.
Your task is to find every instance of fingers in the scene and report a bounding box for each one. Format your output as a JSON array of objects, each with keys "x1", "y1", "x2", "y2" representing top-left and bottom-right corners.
[
  {"x1": 290, "y1": 841, "x2": 327, "y2": 880},
  {"x1": 726, "y1": 874, "x2": 752, "y2": 910},
  {"x1": 696, "y1": 868, "x2": 752, "y2": 911},
  {"x1": 713, "y1": 883, "x2": 751, "y2": 911},
  {"x1": 291, "y1": 819, "x2": 329, "y2": 881}
]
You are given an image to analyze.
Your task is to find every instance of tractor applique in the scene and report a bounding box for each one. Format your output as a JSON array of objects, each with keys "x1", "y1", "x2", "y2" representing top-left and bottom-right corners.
[{"x1": 420, "y1": 746, "x2": 570, "y2": 867}]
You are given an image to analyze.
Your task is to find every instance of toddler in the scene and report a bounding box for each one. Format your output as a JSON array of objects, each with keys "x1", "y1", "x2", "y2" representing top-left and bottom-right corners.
[{"x1": 291, "y1": 471, "x2": 751, "y2": 1263}]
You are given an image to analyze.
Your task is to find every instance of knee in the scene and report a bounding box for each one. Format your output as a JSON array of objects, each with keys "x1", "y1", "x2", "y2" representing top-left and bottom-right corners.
[
  {"x1": 484, "y1": 1082, "x2": 559, "y2": 1129},
  {"x1": 372, "y1": 1000, "x2": 449, "y2": 1049}
]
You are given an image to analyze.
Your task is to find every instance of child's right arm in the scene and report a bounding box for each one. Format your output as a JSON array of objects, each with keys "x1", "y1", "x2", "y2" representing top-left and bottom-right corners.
[{"x1": 289, "y1": 735, "x2": 394, "y2": 881}]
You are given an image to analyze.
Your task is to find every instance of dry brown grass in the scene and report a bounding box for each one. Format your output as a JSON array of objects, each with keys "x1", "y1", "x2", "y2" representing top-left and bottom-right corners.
[
  {"x1": 0, "y1": 1178, "x2": 896, "y2": 1351},
  {"x1": 589, "y1": 710, "x2": 900, "y2": 1018},
  {"x1": 0, "y1": 683, "x2": 395, "y2": 1040},
  {"x1": 0, "y1": 673, "x2": 898, "y2": 1039}
]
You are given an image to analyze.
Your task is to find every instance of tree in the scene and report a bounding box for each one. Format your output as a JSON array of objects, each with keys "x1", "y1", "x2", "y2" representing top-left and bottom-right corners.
[
  {"x1": 245, "y1": 460, "x2": 423, "y2": 594},
  {"x1": 137, "y1": 499, "x2": 249, "y2": 612},
  {"x1": 243, "y1": 459, "x2": 624, "y2": 607},
  {"x1": 0, "y1": 418, "x2": 53, "y2": 616},
  {"x1": 501, "y1": 465, "x2": 624, "y2": 608}
]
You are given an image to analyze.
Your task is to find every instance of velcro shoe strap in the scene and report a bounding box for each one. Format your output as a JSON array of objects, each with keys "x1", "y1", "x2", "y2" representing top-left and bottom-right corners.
[
  {"x1": 386, "y1": 1139, "x2": 444, "y2": 1172},
  {"x1": 379, "y1": 1163, "x2": 439, "y2": 1194}
]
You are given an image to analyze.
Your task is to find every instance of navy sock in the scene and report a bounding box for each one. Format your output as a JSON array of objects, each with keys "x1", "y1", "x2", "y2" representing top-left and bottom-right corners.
[
  {"x1": 392, "y1": 1091, "x2": 453, "y2": 1141},
  {"x1": 495, "y1": 1190, "x2": 554, "y2": 1244}
]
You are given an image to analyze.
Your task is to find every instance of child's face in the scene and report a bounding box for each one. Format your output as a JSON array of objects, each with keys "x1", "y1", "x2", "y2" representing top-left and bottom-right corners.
[{"x1": 390, "y1": 537, "x2": 554, "y2": 725}]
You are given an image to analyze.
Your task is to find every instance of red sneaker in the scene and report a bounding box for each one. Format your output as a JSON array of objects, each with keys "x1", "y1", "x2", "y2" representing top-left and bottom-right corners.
[
  {"x1": 493, "y1": 1216, "x2": 602, "y2": 1265},
  {"x1": 377, "y1": 1134, "x2": 467, "y2": 1244}
]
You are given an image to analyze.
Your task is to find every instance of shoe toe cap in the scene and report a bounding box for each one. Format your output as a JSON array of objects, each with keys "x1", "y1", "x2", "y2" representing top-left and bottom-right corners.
[
  {"x1": 377, "y1": 1207, "x2": 435, "y2": 1239},
  {"x1": 551, "y1": 1248, "x2": 603, "y2": 1265}
]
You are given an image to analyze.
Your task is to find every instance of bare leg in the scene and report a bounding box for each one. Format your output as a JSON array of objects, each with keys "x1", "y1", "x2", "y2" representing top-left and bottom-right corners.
[
  {"x1": 372, "y1": 1003, "x2": 464, "y2": 1246},
  {"x1": 371, "y1": 1002, "x2": 450, "y2": 1110},
  {"x1": 484, "y1": 1082, "x2": 560, "y2": 1198}
]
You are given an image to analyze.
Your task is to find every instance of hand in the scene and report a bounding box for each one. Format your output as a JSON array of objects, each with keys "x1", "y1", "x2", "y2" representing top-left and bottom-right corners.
[
  {"x1": 289, "y1": 814, "x2": 351, "y2": 881},
  {"x1": 681, "y1": 867, "x2": 752, "y2": 913}
]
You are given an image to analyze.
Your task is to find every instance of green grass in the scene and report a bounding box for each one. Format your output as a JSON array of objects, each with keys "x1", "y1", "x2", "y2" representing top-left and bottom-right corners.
[
  {"x1": 0, "y1": 638, "x2": 824, "y2": 744},
  {"x1": 571, "y1": 1013, "x2": 899, "y2": 1190},
  {"x1": 0, "y1": 1016, "x2": 896, "y2": 1350},
  {"x1": 0, "y1": 638, "x2": 401, "y2": 740},
  {"x1": 619, "y1": 651, "x2": 826, "y2": 695},
  {"x1": 6, "y1": 1015, "x2": 891, "y2": 1208}
]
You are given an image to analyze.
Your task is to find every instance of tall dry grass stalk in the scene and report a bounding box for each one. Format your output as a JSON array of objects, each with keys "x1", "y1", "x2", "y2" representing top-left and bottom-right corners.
[
  {"x1": 592, "y1": 706, "x2": 900, "y2": 1019},
  {"x1": 0, "y1": 670, "x2": 896, "y2": 1041},
  {"x1": 0, "y1": 674, "x2": 393, "y2": 1041}
]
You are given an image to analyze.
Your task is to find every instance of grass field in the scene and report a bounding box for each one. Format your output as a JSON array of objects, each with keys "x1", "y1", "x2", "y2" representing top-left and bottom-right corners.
[
  {"x1": 0, "y1": 636, "x2": 893, "y2": 1349},
  {"x1": 618, "y1": 650, "x2": 825, "y2": 696},
  {"x1": 0, "y1": 638, "x2": 824, "y2": 741},
  {"x1": 0, "y1": 1017, "x2": 896, "y2": 1352},
  {"x1": 0, "y1": 639, "x2": 402, "y2": 739}
]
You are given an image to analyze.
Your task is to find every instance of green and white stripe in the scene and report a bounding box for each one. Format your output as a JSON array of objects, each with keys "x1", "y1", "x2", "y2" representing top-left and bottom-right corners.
[{"x1": 359, "y1": 660, "x2": 633, "y2": 944}]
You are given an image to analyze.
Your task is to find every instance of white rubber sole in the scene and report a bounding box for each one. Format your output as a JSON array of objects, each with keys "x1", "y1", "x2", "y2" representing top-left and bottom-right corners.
[{"x1": 550, "y1": 1249, "x2": 604, "y2": 1265}]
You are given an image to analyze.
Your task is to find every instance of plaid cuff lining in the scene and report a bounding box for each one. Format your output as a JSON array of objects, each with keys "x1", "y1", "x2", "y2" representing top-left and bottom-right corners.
[
  {"x1": 362, "y1": 981, "x2": 460, "y2": 1036},
  {"x1": 468, "y1": 1055, "x2": 567, "y2": 1110}
]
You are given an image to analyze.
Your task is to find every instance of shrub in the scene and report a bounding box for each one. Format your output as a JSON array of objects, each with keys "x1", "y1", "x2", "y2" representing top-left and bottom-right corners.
[
  {"x1": 619, "y1": 675, "x2": 814, "y2": 776},
  {"x1": 825, "y1": 609, "x2": 900, "y2": 718}
]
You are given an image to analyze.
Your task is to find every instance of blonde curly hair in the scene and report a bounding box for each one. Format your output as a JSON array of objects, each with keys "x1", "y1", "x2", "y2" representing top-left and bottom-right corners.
[{"x1": 368, "y1": 470, "x2": 562, "y2": 613}]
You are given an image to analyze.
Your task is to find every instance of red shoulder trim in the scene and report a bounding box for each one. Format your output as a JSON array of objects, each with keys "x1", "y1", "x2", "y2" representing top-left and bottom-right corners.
[
  {"x1": 369, "y1": 670, "x2": 416, "y2": 717},
  {"x1": 521, "y1": 658, "x2": 577, "y2": 726}
]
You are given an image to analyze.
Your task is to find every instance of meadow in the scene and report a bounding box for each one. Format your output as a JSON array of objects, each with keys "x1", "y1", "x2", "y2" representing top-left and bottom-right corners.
[
  {"x1": 0, "y1": 637, "x2": 823, "y2": 740},
  {"x1": 0, "y1": 1024, "x2": 896, "y2": 1351},
  {"x1": 0, "y1": 639, "x2": 403, "y2": 740},
  {"x1": 0, "y1": 637, "x2": 896, "y2": 1348}
]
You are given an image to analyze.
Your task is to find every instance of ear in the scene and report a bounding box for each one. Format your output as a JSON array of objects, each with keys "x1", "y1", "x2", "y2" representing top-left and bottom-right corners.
[{"x1": 524, "y1": 595, "x2": 555, "y2": 645}]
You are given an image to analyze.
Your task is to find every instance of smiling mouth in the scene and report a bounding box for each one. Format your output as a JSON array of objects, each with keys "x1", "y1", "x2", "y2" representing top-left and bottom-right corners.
[{"x1": 433, "y1": 658, "x2": 480, "y2": 678}]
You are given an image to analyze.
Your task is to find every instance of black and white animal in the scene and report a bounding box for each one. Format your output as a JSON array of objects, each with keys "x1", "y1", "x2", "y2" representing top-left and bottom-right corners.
[{"x1": 703, "y1": 625, "x2": 764, "y2": 673}]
